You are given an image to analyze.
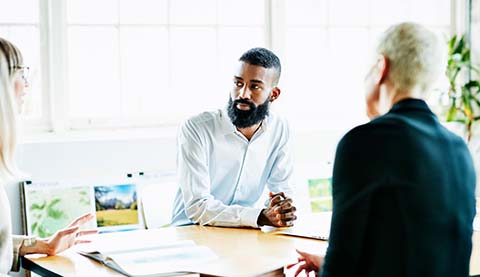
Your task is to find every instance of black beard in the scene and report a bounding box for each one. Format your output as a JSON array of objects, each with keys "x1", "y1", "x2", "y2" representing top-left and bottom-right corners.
[{"x1": 227, "y1": 97, "x2": 270, "y2": 128}]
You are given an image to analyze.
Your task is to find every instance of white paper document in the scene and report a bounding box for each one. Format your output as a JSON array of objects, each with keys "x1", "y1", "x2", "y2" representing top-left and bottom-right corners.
[{"x1": 78, "y1": 237, "x2": 217, "y2": 277}]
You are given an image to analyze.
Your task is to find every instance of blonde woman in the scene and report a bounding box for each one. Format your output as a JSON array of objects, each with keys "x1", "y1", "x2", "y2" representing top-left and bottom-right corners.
[
  {"x1": 0, "y1": 37, "x2": 96, "y2": 275},
  {"x1": 288, "y1": 22, "x2": 476, "y2": 277}
]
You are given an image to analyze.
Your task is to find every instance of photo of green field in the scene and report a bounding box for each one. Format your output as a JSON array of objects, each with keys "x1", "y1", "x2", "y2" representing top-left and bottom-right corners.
[
  {"x1": 308, "y1": 177, "x2": 332, "y2": 198},
  {"x1": 94, "y1": 184, "x2": 139, "y2": 227},
  {"x1": 308, "y1": 177, "x2": 333, "y2": 212},
  {"x1": 25, "y1": 185, "x2": 93, "y2": 238}
]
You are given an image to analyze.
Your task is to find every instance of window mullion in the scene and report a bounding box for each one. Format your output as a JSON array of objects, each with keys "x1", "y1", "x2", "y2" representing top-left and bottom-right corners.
[
  {"x1": 451, "y1": 0, "x2": 468, "y2": 35},
  {"x1": 268, "y1": 0, "x2": 286, "y2": 57},
  {"x1": 21, "y1": 0, "x2": 50, "y2": 133},
  {"x1": 46, "y1": 0, "x2": 69, "y2": 133}
]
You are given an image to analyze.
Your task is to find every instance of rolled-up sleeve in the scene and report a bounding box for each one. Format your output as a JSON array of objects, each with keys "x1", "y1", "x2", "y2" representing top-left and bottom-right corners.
[
  {"x1": 10, "y1": 236, "x2": 24, "y2": 272},
  {"x1": 265, "y1": 121, "x2": 295, "y2": 198}
]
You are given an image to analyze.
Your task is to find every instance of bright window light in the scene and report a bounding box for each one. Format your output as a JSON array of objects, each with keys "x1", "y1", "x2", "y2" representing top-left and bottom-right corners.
[
  {"x1": 0, "y1": 0, "x2": 41, "y2": 121},
  {"x1": 280, "y1": 0, "x2": 451, "y2": 132},
  {"x1": 0, "y1": 0, "x2": 452, "y2": 132}
]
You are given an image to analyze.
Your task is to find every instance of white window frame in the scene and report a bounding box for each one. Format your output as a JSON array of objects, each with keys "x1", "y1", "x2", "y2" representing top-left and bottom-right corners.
[{"x1": 21, "y1": 0, "x2": 462, "y2": 139}]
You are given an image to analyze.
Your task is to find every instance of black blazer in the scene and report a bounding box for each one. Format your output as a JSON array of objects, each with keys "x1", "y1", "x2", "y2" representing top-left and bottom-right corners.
[{"x1": 321, "y1": 99, "x2": 477, "y2": 277}]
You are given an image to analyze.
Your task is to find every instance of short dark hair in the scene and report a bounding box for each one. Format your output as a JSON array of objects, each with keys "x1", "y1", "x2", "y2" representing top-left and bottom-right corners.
[{"x1": 239, "y1": 47, "x2": 281, "y2": 85}]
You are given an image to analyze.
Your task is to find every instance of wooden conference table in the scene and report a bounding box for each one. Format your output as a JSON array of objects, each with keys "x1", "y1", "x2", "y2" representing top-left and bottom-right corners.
[
  {"x1": 22, "y1": 225, "x2": 328, "y2": 277},
  {"x1": 23, "y1": 224, "x2": 480, "y2": 277}
]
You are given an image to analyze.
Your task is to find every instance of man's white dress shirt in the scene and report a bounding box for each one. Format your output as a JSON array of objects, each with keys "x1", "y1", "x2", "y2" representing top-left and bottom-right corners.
[{"x1": 171, "y1": 109, "x2": 294, "y2": 227}]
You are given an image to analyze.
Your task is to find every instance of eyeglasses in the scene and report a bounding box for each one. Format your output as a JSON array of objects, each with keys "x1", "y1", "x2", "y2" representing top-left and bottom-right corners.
[{"x1": 12, "y1": 65, "x2": 30, "y2": 83}]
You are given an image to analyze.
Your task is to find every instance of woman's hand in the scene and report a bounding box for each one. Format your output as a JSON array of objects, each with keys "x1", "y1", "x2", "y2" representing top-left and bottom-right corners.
[
  {"x1": 21, "y1": 213, "x2": 97, "y2": 256},
  {"x1": 44, "y1": 213, "x2": 98, "y2": 255},
  {"x1": 286, "y1": 249, "x2": 323, "y2": 276}
]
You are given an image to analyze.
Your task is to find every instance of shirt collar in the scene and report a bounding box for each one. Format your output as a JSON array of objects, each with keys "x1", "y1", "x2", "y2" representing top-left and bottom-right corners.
[
  {"x1": 219, "y1": 108, "x2": 270, "y2": 136},
  {"x1": 219, "y1": 109, "x2": 236, "y2": 135}
]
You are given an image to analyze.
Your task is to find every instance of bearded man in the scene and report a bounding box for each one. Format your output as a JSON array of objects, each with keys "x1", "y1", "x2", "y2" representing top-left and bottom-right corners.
[{"x1": 171, "y1": 47, "x2": 297, "y2": 228}]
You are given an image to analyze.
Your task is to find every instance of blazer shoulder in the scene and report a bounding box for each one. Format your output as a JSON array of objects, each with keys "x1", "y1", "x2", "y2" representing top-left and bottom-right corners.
[
  {"x1": 337, "y1": 123, "x2": 373, "y2": 149},
  {"x1": 337, "y1": 116, "x2": 403, "y2": 151}
]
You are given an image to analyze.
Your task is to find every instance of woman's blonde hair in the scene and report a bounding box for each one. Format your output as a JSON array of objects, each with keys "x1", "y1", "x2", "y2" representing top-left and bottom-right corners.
[
  {"x1": 376, "y1": 22, "x2": 446, "y2": 95},
  {"x1": 0, "y1": 37, "x2": 23, "y2": 180}
]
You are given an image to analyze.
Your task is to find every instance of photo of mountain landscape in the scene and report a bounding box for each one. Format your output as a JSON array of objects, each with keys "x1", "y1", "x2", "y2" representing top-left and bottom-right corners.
[{"x1": 94, "y1": 183, "x2": 139, "y2": 227}]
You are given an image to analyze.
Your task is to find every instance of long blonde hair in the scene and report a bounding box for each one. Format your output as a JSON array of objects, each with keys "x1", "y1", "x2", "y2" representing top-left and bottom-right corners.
[{"x1": 0, "y1": 37, "x2": 22, "y2": 180}]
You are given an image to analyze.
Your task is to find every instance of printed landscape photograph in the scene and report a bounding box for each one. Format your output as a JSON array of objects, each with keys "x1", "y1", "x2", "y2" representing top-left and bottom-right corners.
[
  {"x1": 94, "y1": 183, "x2": 139, "y2": 227},
  {"x1": 308, "y1": 177, "x2": 333, "y2": 212},
  {"x1": 25, "y1": 185, "x2": 92, "y2": 238}
]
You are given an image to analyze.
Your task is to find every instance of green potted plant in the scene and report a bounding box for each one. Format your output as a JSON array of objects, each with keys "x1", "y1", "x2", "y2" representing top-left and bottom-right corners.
[
  {"x1": 445, "y1": 34, "x2": 480, "y2": 141},
  {"x1": 444, "y1": 34, "x2": 480, "y2": 199}
]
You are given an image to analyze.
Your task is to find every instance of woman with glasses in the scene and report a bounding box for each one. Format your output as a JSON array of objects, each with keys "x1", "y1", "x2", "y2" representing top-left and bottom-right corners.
[{"x1": 0, "y1": 37, "x2": 96, "y2": 276}]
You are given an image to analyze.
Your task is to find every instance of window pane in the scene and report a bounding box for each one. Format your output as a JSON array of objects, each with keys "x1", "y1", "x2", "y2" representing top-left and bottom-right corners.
[
  {"x1": 170, "y1": 0, "x2": 216, "y2": 25},
  {"x1": 282, "y1": 0, "x2": 452, "y2": 132},
  {"x1": 218, "y1": 0, "x2": 265, "y2": 26},
  {"x1": 120, "y1": 27, "x2": 169, "y2": 117},
  {"x1": 281, "y1": 27, "x2": 369, "y2": 130},
  {"x1": 60, "y1": 0, "x2": 452, "y2": 131},
  {"x1": 472, "y1": 0, "x2": 480, "y2": 78},
  {"x1": 285, "y1": 0, "x2": 328, "y2": 26},
  {"x1": 324, "y1": 28, "x2": 369, "y2": 128},
  {"x1": 0, "y1": 0, "x2": 38, "y2": 24},
  {"x1": 119, "y1": 0, "x2": 168, "y2": 24},
  {"x1": 0, "y1": 26, "x2": 42, "y2": 120},
  {"x1": 329, "y1": 0, "x2": 369, "y2": 26},
  {"x1": 68, "y1": 0, "x2": 119, "y2": 24},
  {"x1": 370, "y1": 0, "x2": 410, "y2": 26},
  {"x1": 410, "y1": 0, "x2": 451, "y2": 26},
  {"x1": 281, "y1": 28, "x2": 331, "y2": 128},
  {"x1": 218, "y1": 27, "x2": 265, "y2": 89},
  {"x1": 170, "y1": 28, "x2": 218, "y2": 116},
  {"x1": 68, "y1": 27, "x2": 120, "y2": 118}
]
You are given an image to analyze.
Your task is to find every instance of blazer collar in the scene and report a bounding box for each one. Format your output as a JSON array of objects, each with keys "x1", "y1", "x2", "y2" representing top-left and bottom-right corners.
[{"x1": 389, "y1": 98, "x2": 431, "y2": 114}]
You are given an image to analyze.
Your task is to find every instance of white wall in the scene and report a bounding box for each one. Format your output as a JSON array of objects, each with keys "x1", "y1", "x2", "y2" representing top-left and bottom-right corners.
[
  {"x1": 6, "y1": 135, "x2": 178, "y2": 235},
  {"x1": 5, "y1": 130, "x2": 342, "y2": 236}
]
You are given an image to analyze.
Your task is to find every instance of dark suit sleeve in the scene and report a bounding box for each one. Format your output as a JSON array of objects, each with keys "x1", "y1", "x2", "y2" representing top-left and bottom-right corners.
[{"x1": 321, "y1": 129, "x2": 380, "y2": 277}]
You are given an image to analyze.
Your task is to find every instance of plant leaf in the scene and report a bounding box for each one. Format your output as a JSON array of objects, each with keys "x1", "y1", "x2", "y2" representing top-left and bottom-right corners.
[
  {"x1": 453, "y1": 35, "x2": 465, "y2": 55},
  {"x1": 47, "y1": 208, "x2": 65, "y2": 219},
  {"x1": 446, "y1": 100, "x2": 457, "y2": 121},
  {"x1": 448, "y1": 35, "x2": 457, "y2": 55},
  {"x1": 31, "y1": 222, "x2": 38, "y2": 232},
  {"x1": 30, "y1": 201, "x2": 46, "y2": 211},
  {"x1": 47, "y1": 198, "x2": 61, "y2": 208}
]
